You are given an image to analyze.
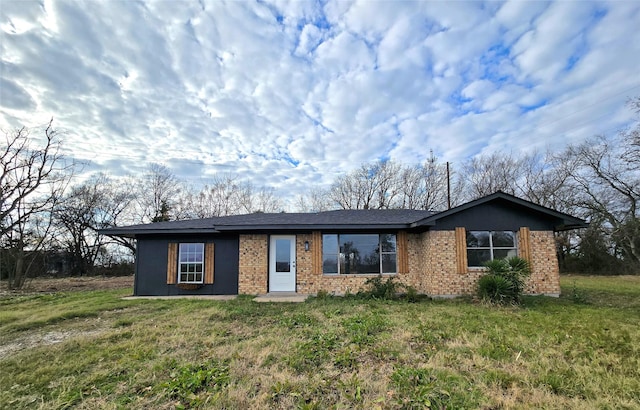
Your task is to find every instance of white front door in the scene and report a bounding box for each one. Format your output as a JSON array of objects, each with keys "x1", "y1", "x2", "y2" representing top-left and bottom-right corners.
[{"x1": 269, "y1": 235, "x2": 296, "y2": 292}]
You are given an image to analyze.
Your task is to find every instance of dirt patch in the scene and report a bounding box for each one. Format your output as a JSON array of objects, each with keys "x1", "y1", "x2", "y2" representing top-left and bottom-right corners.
[
  {"x1": 0, "y1": 329, "x2": 106, "y2": 360},
  {"x1": 0, "y1": 276, "x2": 134, "y2": 296}
]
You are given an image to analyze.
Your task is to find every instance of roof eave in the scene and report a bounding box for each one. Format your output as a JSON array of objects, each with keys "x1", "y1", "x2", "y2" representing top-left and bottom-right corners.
[
  {"x1": 99, "y1": 228, "x2": 222, "y2": 238},
  {"x1": 413, "y1": 191, "x2": 587, "y2": 230},
  {"x1": 555, "y1": 221, "x2": 590, "y2": 231},
  {"x1": 215, "y1": 223, "x2": 412, "y2": 231}
]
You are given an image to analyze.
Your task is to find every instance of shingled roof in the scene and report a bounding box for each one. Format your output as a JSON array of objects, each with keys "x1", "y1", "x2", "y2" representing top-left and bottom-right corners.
[
  {"x1": 99, "y1": 191, "x2": 588, "y2": 238},
  {"x1": 100, "y1": 209, "x2": 434, "y2": 238}
]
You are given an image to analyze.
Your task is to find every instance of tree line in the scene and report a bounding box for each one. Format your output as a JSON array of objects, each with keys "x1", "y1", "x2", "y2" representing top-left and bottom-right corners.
[
  {"x1": 0, "y1": 124, "x2": 282, "y2": 288},
  {"x1": 2, "y1": 99, "x2": 638, "y2": 287}
]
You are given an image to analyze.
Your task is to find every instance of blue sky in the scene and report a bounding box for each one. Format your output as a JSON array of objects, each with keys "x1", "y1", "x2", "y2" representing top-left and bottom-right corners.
[{"x1": 1, "y1": 0, "x2": 639, "y2": 198}]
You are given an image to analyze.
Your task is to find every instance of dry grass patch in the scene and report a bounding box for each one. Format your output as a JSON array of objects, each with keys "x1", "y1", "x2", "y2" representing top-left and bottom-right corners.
[{"x1": 1, "y1": 276, "x2": 639, "y2": 408}]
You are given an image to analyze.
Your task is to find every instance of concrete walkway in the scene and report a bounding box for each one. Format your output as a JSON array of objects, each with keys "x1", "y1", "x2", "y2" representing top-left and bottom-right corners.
[
  {"x1": 122, "y1": 293, "x2": 309, "y2": 302},
  {"x1": 122, "y1": 295, "x2": 237, "y2": 301},
  {"x1": 253, "y1": 292, "x2": 309, "y2": 303}
]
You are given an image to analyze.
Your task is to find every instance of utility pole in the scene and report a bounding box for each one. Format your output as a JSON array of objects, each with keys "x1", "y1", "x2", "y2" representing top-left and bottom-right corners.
[{"x1": 446, "y1": 162, "x2": 451, "y2": 210}]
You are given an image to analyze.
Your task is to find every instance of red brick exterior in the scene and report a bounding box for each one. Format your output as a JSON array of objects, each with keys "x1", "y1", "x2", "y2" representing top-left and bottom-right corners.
[{"x1": 237, "y1": 229, "x2": 561, "y2": 297}]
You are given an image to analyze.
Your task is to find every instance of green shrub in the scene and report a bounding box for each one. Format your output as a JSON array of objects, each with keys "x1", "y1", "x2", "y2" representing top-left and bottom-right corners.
[
  {"x1": 358, "y1": 275, "x2": 418, "y2": 300},
  {"x1": 404, "y1": 285, "x2": 419, "y2": 303},
  {"x1": 478, "y1": 274, "x2": 513, "y2": 304},
  {"x1": 162, "y1": 360, "x2": 230, "y2": 408},
  {"x1": 360, "y1": 275, "x2": 401, "y2": 299},
  {"x1": 478, "y1": 256, "x2": 531, "y2": 304}
]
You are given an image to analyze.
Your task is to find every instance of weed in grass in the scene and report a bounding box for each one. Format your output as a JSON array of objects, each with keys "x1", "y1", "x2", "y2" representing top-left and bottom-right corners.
[
  {"x1": 570, "y1": 280, "x2": 589, "y2": 304},
  {"x1": 286, "y1": 331, "x2": 339, "y2": 373},
  {"x1": 536, "y1": 368, "x2": 584, "y2": 398},
  {"x1": 337, "y1": 374, "x2": 364, "y2": 403},
  {"x1": 334, "y1": 348, "x2": 358, "y2": 369},
  {"x1": 483, "y1": 369, "x2": 520, "y2": 390},
  {"x1": 417, "y1": 324, "x2": 453, "y2": 347},
  {"x1": 113, "y1": 318, "x2": 133, "y2": 328},
  {"x1": 279, "y1": 312, "x2": 318, "y2": 329},
  {"x1": 161, "y1": 359, "x2": 230, "y2": 408},
  {"x1": 341, "y1": 313, "x2": 388, "y2": 346},
  {"x1": 390, "y1": 366, "x2": 482, "y2": 409},
  {"x1": 270, "y1": 380, "x2": 296, "y2": 402}
]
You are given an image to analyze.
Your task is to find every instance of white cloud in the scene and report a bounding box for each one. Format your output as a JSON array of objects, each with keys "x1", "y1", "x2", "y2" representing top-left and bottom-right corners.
[{"x1": 1, "y1": 0, "x2": 639, "y2": 205}]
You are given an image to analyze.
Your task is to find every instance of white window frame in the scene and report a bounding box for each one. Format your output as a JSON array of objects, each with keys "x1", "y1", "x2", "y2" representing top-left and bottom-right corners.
[
  {"x1": 178, "y1": 243, "x2": 205, "y2": 284},
  {"x1": 466, "y1": 231, "x2": 517, "y2": 267}
]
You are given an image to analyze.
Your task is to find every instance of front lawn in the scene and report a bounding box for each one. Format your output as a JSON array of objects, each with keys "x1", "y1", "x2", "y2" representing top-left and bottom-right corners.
[{"x1": 1, "y1": 275, "x2": 638, "y2": 409}]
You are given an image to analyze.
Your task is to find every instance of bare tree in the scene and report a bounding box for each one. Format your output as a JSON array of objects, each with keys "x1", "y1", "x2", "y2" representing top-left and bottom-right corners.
[
  {"x1": 561, "y1": 130, "x2": 640, "y2": 268},
  {"x1": 399, "y1": 153, "x2": 449, "y2": 211},
  {"x1": 457, "y1": 152, "x2": 522, "y2": 200},
  {"x1": 177, "y1": 175, "x2": 283, "y2": 218},
  {"x1": 295, "y1": 187, "x2": 332, "y2": 212},
  {"x1": 0, "y1": 119, "x2": 75, "y2": 288},
  {"x1": 244, "y1": 185, "x2": 283, "y2": 214},
  {"x1": 136, "y1": 163, "x2": 181, "y2": 222},
  {"x1": 54, "y1": 173, "x2": 137, "y2": 275},
  {"x1": 328, "y1": 160, "x2": 403, "y2": 209},
  {"x1": 324, "y1": 157, "x2": 454, "y2": 211},
  {"x1": 622, "y1": 97, "x2": 640, "y2": 163}
]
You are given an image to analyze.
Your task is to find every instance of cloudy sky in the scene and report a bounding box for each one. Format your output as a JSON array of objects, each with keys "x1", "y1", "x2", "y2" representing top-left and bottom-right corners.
[{"x1": 1, "y1": 0, "x2": 639, "y2": 198}]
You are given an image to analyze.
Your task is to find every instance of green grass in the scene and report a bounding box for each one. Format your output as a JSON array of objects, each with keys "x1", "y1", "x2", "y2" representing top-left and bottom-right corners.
[{"x1": 1, "y1": 276, "x2": 639, "y2": 409}]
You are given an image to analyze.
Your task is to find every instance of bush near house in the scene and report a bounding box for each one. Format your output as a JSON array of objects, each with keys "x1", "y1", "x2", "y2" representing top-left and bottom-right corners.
[{"x1": 478, "y1": 256, "x2": 531, "y2": 304}]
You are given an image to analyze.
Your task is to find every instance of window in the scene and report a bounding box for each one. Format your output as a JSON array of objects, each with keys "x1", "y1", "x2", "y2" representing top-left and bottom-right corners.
[
  {"x1": 322, "y1": 234, "x2": 397, "y2": 274},
  {"x1": 466, "y1": 231, "x2": 517, "y2": 267},
  {"x1": 178, "y1": 243, "x2": 204, "y2": 283}
]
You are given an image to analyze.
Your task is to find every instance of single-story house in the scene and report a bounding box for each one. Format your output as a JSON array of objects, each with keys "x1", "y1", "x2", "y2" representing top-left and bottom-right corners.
[{"x1": 99, "y1": 191, "x2": 587, "y2": 297}]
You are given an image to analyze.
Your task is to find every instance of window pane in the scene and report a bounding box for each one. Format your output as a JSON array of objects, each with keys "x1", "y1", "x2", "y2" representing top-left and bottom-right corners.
[
  {"x1": 340, "y1": 234, "x2": 380, "y2": 274},
  {"x1": 492, "y1": 231, "x2": 515, "y2": 247},
  {"x1": 340, "y1": 251, "x2": 352, "y2": 274},
  {"x1": 493, "y1": 248, "x2": 517, "y2": 260},
  {"x1": 322, "y1": 234, "x2": 338, "y2": 254},
  {"x1": 178, "y1": 243, "x2": 204, "y2": 283},
  {"x1": 275, "y1": 239, "x2": 291, "y2": 272},
  {"x1": 380, "y1": 234, "x2": 396, "y2": 252},
  {"x1": 179, "y1": 244, "x2": 188, "y2": 262},
  {"x1": 382, "y1": 254, "x2": 397, "y2": 273},
  {"x1": 323, "y1": 255, "x2": 338, "y2": 274},
  {"x1": 468, "y1": 249, "x2": 491, "y2": 267},
  {"x1": 467, "y1": 231, "x2": 490, "y2": 247}
]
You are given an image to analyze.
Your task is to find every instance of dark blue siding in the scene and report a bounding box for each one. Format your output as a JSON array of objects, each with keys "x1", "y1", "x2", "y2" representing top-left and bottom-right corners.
[
  {"x1": 431, "y1": 201, "x2": 562, "y2": 231},
  {"x1": 134, "y1": 235, "x2": 239, "y2": 296}
]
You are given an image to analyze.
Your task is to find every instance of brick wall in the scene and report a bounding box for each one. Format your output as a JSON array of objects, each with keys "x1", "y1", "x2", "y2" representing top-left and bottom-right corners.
[
  {"x1": 237, "y1": 230, "x2": 561, "y2": 297},
  {"x1": 419, "y1": 231, "x2": 485, "y2": 296},
  {"x1": 238, "y1": 234, "x2": 268, "y2": 294},
  {"x1": 417, "y1": 229, "x2": 561, "y2": 297},
  {"x1": 525, "y1": 230, "x2": 561, "y2": 295}
]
